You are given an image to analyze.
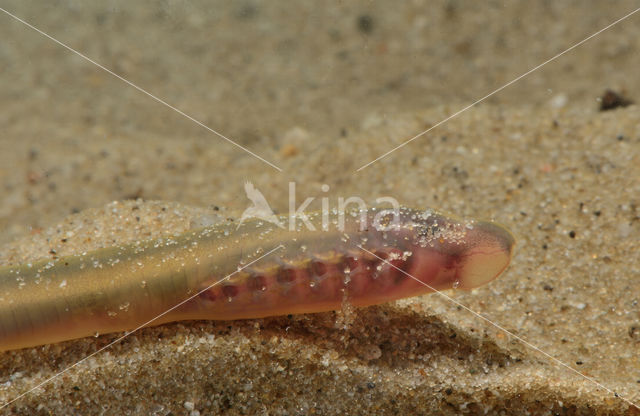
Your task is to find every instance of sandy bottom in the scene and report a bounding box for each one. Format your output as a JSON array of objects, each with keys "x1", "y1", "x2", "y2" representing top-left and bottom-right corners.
[{"x1": 1, "y1": 1, "x2": 639, "y2": 415}]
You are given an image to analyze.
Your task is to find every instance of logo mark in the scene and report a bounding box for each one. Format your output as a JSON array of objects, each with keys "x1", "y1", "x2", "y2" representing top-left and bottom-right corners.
[{"x1": 237, "y1": 181, "x2": 284, "y2": 229}]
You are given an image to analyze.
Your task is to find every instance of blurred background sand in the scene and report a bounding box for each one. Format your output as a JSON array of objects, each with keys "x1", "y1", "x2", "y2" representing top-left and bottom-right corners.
[{"x1": 0, "y1": 1, "x2": 639, "y2": 414}]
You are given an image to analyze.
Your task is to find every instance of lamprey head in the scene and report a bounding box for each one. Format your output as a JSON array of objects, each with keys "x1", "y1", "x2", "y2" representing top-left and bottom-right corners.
[
  {"x1": 454, "y1": 220, "x2": 515, "y2": 289},
  {"x1": 401, "y1": 211, "x2": 515, "y2": 291}
]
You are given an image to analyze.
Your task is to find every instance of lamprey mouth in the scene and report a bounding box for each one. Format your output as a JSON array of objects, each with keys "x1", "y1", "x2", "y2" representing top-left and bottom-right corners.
[{"x1": 456, "y1": 220, "x2": 516, "y2": 290}]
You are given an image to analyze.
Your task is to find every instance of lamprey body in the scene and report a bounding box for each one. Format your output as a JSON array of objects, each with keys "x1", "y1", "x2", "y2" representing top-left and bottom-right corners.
[{"x1": 0, "y1": 207, "x2": 514, "y2": 351}]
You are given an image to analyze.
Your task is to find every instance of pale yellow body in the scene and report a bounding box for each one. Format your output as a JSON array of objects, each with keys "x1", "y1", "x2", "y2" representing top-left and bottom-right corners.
[{"x1": 0, "y1": 207, "x2": 514, "y2": 352}]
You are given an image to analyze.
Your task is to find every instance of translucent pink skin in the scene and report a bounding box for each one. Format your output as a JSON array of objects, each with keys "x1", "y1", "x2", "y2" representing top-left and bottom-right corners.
[
  {"x1": 176, "y1": 209, "x2": 515, "y2": 321},
  {"x1": 0, "y1": 207, "x2": 514, "y2": 351}
]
